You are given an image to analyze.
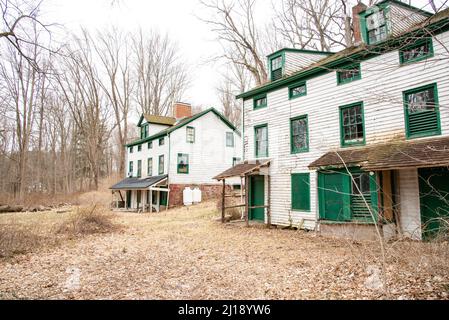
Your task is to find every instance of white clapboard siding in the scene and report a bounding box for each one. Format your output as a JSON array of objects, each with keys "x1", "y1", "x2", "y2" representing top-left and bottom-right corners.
[
  {"x1": 398, "y1": 169, "x2": 422, "y2": 240},
  {"x1": 389, "y1": 3, "x2": 429, "y2": 37},
  {"x1": 243, "y1": 30, "x2": 449, "y2": 229},
  {"x1": 284, "y1": 51, "x2": 330, "y2": 75},
  {"x1": 127, "y1": 136, "x2": 169, "y2": 177},
  {"x1": 169, "y1": 111, "x2": 242, "y2": 185}
]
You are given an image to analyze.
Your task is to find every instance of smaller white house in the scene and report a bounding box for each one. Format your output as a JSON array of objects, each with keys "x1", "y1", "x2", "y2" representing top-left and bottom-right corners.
[{"x1": 111, "y1": 103, "x2": 242, "y2": 211}]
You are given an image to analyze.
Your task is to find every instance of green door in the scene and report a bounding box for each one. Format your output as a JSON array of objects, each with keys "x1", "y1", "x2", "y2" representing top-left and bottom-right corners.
[
  {"x1": 250, "y1": 175, "x2": 265, "y2": 221},
  {"x1": 319, "y1": 172, "x2": 350, "y2": 221},
  {"x1": 126, "y1": 190, "x2": 131, "y2": 209},
  {"x1": 419, "y1": 167, "x2": 449, "y2": 240}
]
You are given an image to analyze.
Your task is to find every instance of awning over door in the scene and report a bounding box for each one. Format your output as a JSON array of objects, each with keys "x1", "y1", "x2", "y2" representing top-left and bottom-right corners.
[
  {"x1": 110, "y1": 174, "x2": 168, "y2": 190},
  {"x1": 309, "y1": 136, "x2": 449, "y2": 171},
  {"x1": 214, "y1": 160, "x2": 271, "y2": 181}
]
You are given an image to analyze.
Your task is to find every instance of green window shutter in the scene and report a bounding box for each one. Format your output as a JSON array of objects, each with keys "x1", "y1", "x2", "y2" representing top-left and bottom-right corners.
[
  {"x1": 291, "y1": 173, "x2": 311, "y2": 211},
  {"x1": 404, "y1": 83, "x2": 441, "y2": 139},
  {"x1": 318, "y1": 171, "x2": 351, "y2": 221}
]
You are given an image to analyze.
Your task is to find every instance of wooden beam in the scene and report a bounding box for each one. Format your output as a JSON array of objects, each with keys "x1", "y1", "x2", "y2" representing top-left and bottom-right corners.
[
  {"x1": 224, "y1": 204, "x2": 246, "y2": 210},
  {"x1": 222, "y1": 179, "x2": 226, "y2": 223}
]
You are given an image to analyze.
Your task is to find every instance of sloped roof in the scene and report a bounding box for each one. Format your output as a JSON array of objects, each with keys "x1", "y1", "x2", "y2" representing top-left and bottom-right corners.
[
  {"x1": 137, "y1": 114, "x2": 176, "y2": 127},
  {"x1": 214, "y1": 160, "x2": 271, "y2": 180},
  {"x1": 127, "y1": 108, "x2": 240, "y2": 147},
  {"x1": 309, "y1": 137, "x2": 449, "y2": 171},
  {"x1": 237, "y1": 7, "x2": 449, "y2": 100},
  {"x1": 110, "y1": 175, "x2": 168, "y2": 190}
]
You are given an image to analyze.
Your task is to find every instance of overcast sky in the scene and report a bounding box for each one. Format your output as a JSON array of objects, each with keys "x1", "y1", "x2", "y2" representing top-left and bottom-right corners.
[{"x1": 40, "y1": 0, "x2": 443, "y2": 113}]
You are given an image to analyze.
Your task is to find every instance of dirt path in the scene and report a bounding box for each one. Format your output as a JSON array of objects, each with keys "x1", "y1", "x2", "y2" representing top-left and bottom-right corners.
[{"x1": 0, "y1": 202, "x2": 448, "y2": 299}]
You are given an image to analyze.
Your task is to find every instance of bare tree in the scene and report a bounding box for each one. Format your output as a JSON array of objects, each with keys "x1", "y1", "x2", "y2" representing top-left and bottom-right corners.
[
  {"x1": 132, "y1": 29, "x2": 189, "y2": 116},
  {"x1": 94, "y1": 27, "x2": 133, "y2": 177},
  {"x1": 56, "y1": 30, "x2": 112, "y2": 191},
  {"x1": 199, "y1": 0, "x2": 268, "y2": 86}
]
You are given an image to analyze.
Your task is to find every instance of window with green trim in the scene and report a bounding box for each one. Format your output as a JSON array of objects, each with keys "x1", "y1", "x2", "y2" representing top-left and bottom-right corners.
[
  {"x1": 289, "y1": 82, "x2": 307, "y2": 99},
  {"x1": 404, "y1": 83, "x2": 440, "y2": 139},
  {"x1": 147, "y1": 158, "x2": 153, "y2": 176},
  {"x1": 337, "y1": 64, "x2": 361, "y2": 85},
  {"x1": 340, "y1": 102, "x2": 365, "y2": 147},
  {"x1": 226, "y1": 132, "x2": 234, "y2": 147},
  {"x1": 365, "y1": 9, "x2": 387, "y2": 44},
  {"x1": 186, "y1": 126, "x2": 195, "y2": 143},
  {"x1": 253, "y1": 94, "x2": 267, "y2": 110},
  {"x1": 159, "y1": 138, "x2": 165, "y2": 146},
  {"x1": 158, "y1": 155, "x2": 165, "y2": 175},
  {"x1": 290, "y1": 115, "x2": 309, "y2": 153},
  {"x1": 177, "y1": 154, "x2": 189, "y2": 174},
  {"x1": 128, "y1": 161, "x2": 133, "y2": 177},
  {"x1": 255, "y1": 124, "x2": 268, "y2": 158},
  {"x1": 399, "y1": 38, "x2": 433, "y2": 65},
  {"x1": 129, "y1": 146, "x2": 133, "y2": 154},
  {"x1": 270, "y1": 55, "x2": 283, "y2": 81},
  {"x1": 138, "y1": 144, "x2": 142, "y2": 152},
  {"x1": 148, "y1": 141, "x2": 152, "y2": 149},
  {"x1": 291, "y1": 173, "x2": 311, "y2": 211},
  {"x1": 137, "y1": 160, "x2": 142, "y2": 178},
  {"x1": 140, "y1": 124, "x2": 148, "y2": 139}
]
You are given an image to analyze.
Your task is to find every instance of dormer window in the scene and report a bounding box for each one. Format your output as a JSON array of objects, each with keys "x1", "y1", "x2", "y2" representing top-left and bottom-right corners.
[
  {"x1": 140, "y1": 124, "x2": 148, "y2": 139},
  {"x1": 270, "y1": 55, "x2": 283, "y2": 81},
  {"x1": 366, "y1": 9, "x2": 387, "y2": 44}
]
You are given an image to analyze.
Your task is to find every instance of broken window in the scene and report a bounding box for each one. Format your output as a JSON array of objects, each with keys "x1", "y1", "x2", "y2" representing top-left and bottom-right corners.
[
  {"x1": 404, "y1": 84, "x2": 440, "y2": 138},
  {"x1": 400, "y1": 38, "x2": 433, "y2": 64},
  {"x1": 366, "y1": 10, "x2": 387, "y2": 44},
  {"x1": 291, "y1": 116, "x2": 308, "y2": 153},
  {"x1": 337, "y1": 64, "x2": 361, "y2": 85},
  {"x1": 352, "y1": 173, "x2": 371, "y2": 195},
  {"x1": 177, "y1": 154, "x2": 189, "y2": 174},
  {"x1": 340, "y1": 103, "x2": 365, "y2": 146}
]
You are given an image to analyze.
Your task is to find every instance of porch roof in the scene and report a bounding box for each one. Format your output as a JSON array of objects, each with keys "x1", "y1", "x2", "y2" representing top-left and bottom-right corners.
[
  {"x1": 214, "y1": 160, "x2": 270, "y2": 181},
  {"x1": 309, "y1": 137, "x2": 449, "y2": 171},
  {"x1": 110, "y1": 174, "x2": 168, "y2": 190}
]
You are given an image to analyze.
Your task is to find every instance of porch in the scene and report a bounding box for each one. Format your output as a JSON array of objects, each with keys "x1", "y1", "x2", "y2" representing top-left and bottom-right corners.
[
  {"x1": 110, "y1": 175, "x2": 170, "y2": 213},
  {"x1": 214, "y1": 160, "x2": 271, "y2": 226},
  {"x1": 309, "y1": 136, "x2": 449, "y2": 240}
]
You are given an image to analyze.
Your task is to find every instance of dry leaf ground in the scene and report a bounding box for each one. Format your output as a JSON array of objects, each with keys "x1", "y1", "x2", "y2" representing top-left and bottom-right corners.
[{"x1": 0, "y1": 201, "x2": 448, "y2": 300}]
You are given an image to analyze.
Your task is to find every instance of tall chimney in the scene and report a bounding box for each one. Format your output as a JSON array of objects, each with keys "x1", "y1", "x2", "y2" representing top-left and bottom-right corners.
[
  {"x1": 173, "y1": 102, "x2": 192, "y2": 119},
  {"x1": 352, "y1": 2, "x2": 368, "y2": 45}
]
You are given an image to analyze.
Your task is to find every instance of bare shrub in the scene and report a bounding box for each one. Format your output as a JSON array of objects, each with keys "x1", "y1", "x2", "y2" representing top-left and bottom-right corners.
[
  {"x1": 0, "y1": 224, "x2": 45, "y2": 258},
  {"x1": 57, "y1": 206, "x2": 118, "y2": 236}
]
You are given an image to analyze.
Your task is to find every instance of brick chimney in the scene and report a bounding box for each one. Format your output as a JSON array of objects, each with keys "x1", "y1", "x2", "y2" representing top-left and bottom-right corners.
[
  {"x1": 352, "y1": 2, "x2": 368, "y2": 45},
  {"x1": 173, "y1": 102, "x2": 192, "y2": 119}
]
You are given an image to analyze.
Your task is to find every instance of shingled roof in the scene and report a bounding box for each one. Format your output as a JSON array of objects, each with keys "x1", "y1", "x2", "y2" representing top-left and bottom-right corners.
[
  {"x1": 214, "y1": 160, "x2": 271, "y2": 180},
  {"x1": 309, "y1": 137, "x2": 449, "y2": 171},
  {"x1": 110, "y1": 175, "x2": 168, "y2": 190}
]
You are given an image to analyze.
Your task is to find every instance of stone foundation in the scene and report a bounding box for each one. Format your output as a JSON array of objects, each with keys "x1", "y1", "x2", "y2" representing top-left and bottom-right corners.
[{"x1": 168, "y1": 184, "x2": 233, "y2": 207}]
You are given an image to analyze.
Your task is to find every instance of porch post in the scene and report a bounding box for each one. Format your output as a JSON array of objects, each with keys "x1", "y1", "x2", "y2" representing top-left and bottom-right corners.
[
  {"x1": 245, "y1": 174, "x2": 249, "y2": 227},
  {"x1": 221, "y1": 179, "x2": 226, "y2": 223},
  {"x1": 149, "y1": 189, "x2": 153, "y2": 213},
  {"x1": 267, "y1": 174, "x2": 271, "y2": 228}
]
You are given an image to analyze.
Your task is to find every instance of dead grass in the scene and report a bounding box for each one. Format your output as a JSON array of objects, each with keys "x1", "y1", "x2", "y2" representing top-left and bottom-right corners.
[
  {"x1": 57, "y1": 206, "x2": 118, "y2": 236},
  {"x1": 0, "y1": 205, "x2": 120, "y2": 261},
  {"x1": 0, "y1": 201, "x2": 448, "y2": 299}
]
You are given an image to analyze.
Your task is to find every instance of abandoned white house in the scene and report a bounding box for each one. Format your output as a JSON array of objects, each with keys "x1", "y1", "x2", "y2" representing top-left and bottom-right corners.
[
  {"x1": 215, "y1": 0, "x2": 449, "y2": 240},
  {"x1": 111, "y1": 103, "x2": 242, "y2": 211}
]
